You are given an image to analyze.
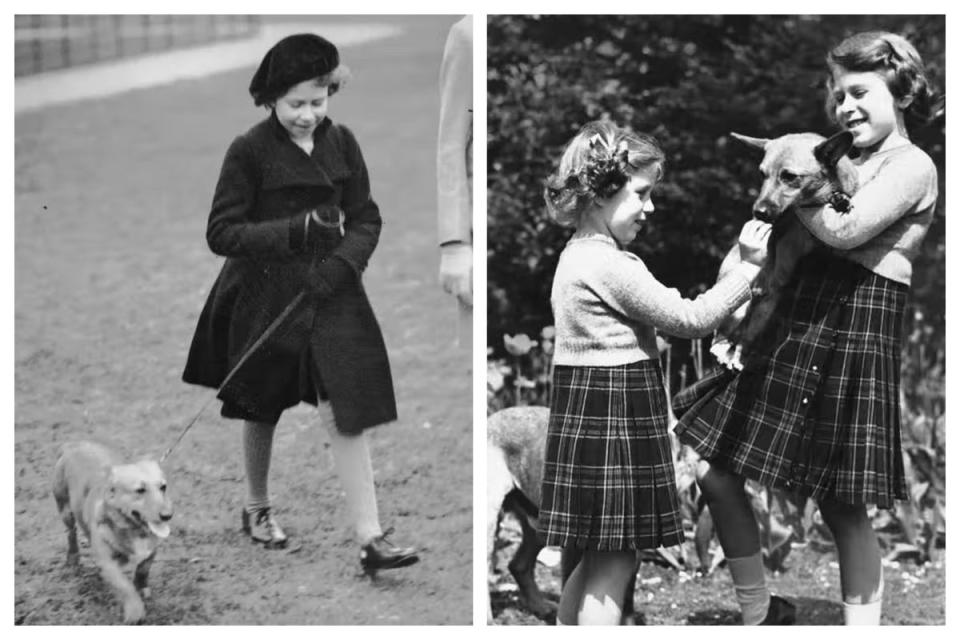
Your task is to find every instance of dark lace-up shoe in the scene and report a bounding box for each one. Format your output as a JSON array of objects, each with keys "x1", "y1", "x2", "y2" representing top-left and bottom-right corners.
[
  {"x1": 241, "y1": 507, "x2": 288, "y2": 549},
  {"x1": 360, "y1": 527, "x2": 419, "y2": 575},
  {"x1": 760, "y1": 595, "x2": 797, "y2": 625}
]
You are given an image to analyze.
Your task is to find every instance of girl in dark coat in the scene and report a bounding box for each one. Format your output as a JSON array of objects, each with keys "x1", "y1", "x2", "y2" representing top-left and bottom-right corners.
[{"x1": 183, "y1": 33, "x2": 418, "y2": 573}]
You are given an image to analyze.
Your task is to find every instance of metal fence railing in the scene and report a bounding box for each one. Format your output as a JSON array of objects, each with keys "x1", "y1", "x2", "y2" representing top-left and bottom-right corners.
[{"x1": 15, "y1": 15, "x2": 261, "y2": 77}]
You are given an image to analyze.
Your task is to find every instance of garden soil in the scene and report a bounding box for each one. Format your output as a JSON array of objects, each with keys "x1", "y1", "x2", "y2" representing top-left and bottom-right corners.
[{"x1": 490, "y1": 516, "x2": 946, "y2": 625}]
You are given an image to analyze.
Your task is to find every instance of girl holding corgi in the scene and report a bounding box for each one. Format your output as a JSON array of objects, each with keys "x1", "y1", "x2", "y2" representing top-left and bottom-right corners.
[
  {"x1": 538, "y1": 121, "x2": 771, "y2": 625},
  {"x1": 675, "y1": 31, "x2": 940, "y2": 625},
  {"x1": 183, "y1": 34, "x2": 417, "y2": 573}
]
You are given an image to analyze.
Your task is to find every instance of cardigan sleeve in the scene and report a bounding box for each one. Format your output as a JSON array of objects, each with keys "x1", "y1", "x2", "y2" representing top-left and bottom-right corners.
[
  {"x1": 796, "y1": 147, "x2": 938, "y2": 250},
  {"x1": 205, "y1": 135, "x2": 302, "y2": 258},
  {"x1": 590, "y1": 252, "x2": 758, "y2": 339}
]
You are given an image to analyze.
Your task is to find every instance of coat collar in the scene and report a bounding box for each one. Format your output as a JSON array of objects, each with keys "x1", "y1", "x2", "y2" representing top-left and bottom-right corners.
[{"x1": 257, "y1": 112, "x2": 349, "y2": 189}]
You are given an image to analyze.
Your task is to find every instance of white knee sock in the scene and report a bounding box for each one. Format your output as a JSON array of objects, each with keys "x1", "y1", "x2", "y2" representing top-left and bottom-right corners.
[
  {"x1": 578, "y1": 593, "x2": 622, "y2": 625},
  {"x1": 843, "y1": 576, "x2": 884, "y2": 625},
  {"x1": 318, "y1": 402, "x2": 382, "y2": 544},
  {"x1": 727, "y1": 552, "x2": 770, "y2": 625}
]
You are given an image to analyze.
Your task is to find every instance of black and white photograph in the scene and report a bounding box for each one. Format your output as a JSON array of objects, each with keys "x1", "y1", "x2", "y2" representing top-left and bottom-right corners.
[
  {"x1": 14, "y1": 14, "x2": 472, "y2": 625},
  {"x1": 486, "y1": 14, "x2": 945, "y2": 625}
]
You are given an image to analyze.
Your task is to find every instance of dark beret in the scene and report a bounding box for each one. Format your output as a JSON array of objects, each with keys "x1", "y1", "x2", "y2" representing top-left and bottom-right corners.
[{"x1": 249, "y1": 33, "x2": 340, "y2": 106}]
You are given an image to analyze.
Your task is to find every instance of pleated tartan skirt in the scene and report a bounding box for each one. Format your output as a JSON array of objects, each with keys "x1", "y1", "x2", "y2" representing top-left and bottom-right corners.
[
  {"x1": 539, "y1": 360, "x2": 685, "y2": 551},
  {"x1": 674, "y1": 250, "x2": 909, "y2": 508}
]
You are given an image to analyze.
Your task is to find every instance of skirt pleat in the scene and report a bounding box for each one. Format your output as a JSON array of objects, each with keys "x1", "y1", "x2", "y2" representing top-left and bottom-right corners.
[{"x1": 539, "y1": 360, "x2": 684, "y2": 550}]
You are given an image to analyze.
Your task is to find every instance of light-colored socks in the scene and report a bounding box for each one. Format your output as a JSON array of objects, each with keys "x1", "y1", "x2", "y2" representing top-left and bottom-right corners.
[
  {"x1": 318, "y1": 402, "x2": 383, "y2": 544},
  {"x1": 843, "y1": 575, "x2": 884, "y2": 625},
  {"x1": 727, "y1": 551, "x2": 770, "y2": 625},
  {"x1": 843, "y1": 599, "x2": 882, "y2": 625},
  {"x1": 242, "y1": 420, "x2": 276, "y2": 512},
  {"x1": 578, "y1": 593, "x2": 623, "y2": 625}
]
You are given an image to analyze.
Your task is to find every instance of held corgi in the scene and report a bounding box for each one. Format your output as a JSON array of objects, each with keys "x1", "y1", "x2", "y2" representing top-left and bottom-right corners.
[{"x1": 712, "y1": 130, "x2": 857, "y2": 370}]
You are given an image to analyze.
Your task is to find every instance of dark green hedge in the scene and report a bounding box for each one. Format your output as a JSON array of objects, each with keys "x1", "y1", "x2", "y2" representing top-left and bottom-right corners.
[{"x1": 487, "y1": 15, "x2": 945, "y2": 371}]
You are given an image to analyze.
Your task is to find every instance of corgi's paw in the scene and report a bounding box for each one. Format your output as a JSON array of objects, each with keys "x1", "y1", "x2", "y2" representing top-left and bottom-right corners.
[{"x1": 122, "y1": 597, "x2": 146, "y2": 625}]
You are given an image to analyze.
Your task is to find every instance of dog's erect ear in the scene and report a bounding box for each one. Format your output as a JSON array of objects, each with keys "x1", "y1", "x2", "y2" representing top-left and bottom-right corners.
[
  {"x1": 105, "y1": 466, "x2": 123, "y2": 499},
  {"x1": 730, "y1": 133, "x2": 769, "y2": 150},
  {"x1": 814, "y1": 131, "x2": 855, "y2": 169}
]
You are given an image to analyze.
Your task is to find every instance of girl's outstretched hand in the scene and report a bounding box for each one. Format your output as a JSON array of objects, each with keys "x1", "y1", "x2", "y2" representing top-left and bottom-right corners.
[{"x1": 738, "y1": 219, "x2": 773, "y2": 266}]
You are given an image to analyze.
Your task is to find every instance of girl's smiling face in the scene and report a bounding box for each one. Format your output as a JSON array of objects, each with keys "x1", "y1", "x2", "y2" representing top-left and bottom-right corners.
[
  {"x1": 273, "y1": 78, "x2": 330, "y2": 141},
  {"x1": 592, "y1": 166, "x2": 659, "y2": 246},
  {"x1": 831, "y1": 69, "x2": 909, "y2": 152}
]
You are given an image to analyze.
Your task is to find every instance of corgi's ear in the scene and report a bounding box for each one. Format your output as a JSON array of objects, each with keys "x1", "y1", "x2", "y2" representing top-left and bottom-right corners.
[
  {"x1": 814, "y1": 131, "x2": 854, "y2": 168},
  {"x1": 730, "y1": 133, "x2": 769, "y2": 150},
  {"x1": 106, "y1": 467, "x2": 119, "y2": 496}
]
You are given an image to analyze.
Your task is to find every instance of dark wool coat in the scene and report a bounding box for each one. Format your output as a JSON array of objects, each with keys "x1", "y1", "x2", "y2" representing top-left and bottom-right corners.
[{"x1": 182, "y1": 113, "x2": 397, "y2": 433}]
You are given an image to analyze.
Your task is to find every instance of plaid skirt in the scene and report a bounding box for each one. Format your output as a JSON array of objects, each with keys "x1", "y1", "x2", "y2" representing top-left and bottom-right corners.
[
  {"x1": 674, "y1": 250, "x2": 908, "y2": 508},
  {"x1": 539, "y1": 360, "x2": 685, "y2": 551}
]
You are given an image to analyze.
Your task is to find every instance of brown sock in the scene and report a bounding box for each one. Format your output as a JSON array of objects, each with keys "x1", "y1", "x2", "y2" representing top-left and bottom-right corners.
[{"x1": 243, "y1": 420, "x2": 276, "y2": 512}]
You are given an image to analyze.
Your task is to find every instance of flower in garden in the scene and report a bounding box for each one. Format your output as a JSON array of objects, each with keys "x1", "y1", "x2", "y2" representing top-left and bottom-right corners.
[
  {"x1": 487, "y1": 361, "x2": 505, "y2": 392},
  {"x1": 504, "y1": 333, "x2": 536, "y2": 356},
  {"x1": 540, "y1": 326, "x2": 555, "y2": 355}
]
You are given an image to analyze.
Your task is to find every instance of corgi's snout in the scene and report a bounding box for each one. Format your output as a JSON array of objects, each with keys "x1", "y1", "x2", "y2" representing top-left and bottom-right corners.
[{"x1": 752, "y1": 203, "x2": 776, "y2": 223}]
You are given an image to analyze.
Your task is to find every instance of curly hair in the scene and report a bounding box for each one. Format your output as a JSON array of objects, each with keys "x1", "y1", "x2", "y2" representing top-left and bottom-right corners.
[
  {"x1": 544, "y1": 121, "x2": 665, "y2": 227},
  {"x1": 825, "y1": 31, "x2": 941, "y2": 133}
]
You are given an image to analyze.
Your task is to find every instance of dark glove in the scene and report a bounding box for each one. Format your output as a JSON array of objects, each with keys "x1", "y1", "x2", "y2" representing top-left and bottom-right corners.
[
  {"x1": 288, "y1": 205, "x2": 344, "y2": 252},
  {"x1": 310, "y1": 255, "x2": 355, "y2": 298}
]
